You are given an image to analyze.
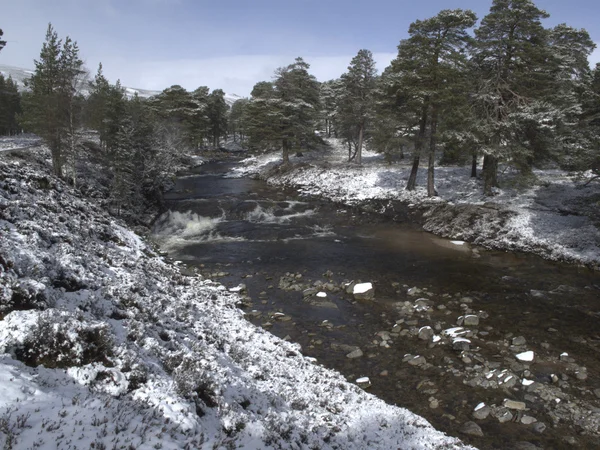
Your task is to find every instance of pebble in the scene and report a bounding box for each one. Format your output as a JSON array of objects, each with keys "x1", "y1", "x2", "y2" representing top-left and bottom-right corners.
[
  {"x1": 464, "y1": 315, "x2": 480, "y2": 326},
  {"x1": 532, "y1": 422, "x2": 547, "y2": 434},
  {"x1": 405, "y1": 355, "x2": 427, "y2": 366},
  {"x1": 594, "y1": 388, "x2": 600, "y2": 399},
  {"x1": 503, "y1": 399, "x2": 527, "y2": 411},
  {"x1": 346, "y1": 348, "x2": 363, "y2": 359},
  {"x1": 473, "y1": 403, "x2": 491, "y2": 420},
  {"x1": 418, "y1": 326, "x2": 434, "y2": 341},
  {"x1": 512, "y1": 336, "x2": 527, "y2": 346},
  {"x1": 459, "y1": 421, "x2": 483, "y2": 437},
  {"x1": 495, "y1": 408, "x2": 513, "y2": 423},
  {"x1": 521, "y1": 415, "x2": 537, "y2": 425},
  {"x1": 429, "y1": 398, "x2": 439, "y2": 409}
]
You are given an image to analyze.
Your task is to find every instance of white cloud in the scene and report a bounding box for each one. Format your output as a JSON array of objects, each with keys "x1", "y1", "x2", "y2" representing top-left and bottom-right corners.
[{"x1": 100, "y1": 52, "x2": 397, "y2": 96}]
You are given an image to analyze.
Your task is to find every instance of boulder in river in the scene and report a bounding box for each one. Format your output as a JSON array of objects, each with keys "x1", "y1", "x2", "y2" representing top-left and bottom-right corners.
[
  {"x1": 353, "y1": 282, "x2": 374, "y2": 300},
  {"x1": 459, "y1": 421, "x2": 483, "y2": 437}
]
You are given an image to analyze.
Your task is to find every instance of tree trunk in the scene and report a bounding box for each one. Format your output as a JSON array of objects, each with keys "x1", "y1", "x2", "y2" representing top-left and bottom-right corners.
[
  {"x1": 471, "y1": 152, "x2": 477, "y2": 178},
  {"x1": 357, "y1": 123, "x2": 364, "y2": 165},
  {"x1": 427, "y1": 110, "x2": 438, "y2": 197},
  {"x1": 406, "y1": 104, "x2": 428, "y2": 191},
  {"x1": 483, "y1": 154, "x2": 499, "y2": 196},
  {"x1": 282, "y1": 139, "x2": 290, "y2": 165}
]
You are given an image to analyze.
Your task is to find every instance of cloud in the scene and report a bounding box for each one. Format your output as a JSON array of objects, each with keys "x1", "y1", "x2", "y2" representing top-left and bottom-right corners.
[{"x1": 100, "y1": 52, "x2": 397, "y2": 96}]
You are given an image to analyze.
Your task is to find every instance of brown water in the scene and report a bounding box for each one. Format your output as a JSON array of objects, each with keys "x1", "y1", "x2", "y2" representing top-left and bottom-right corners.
[{"x1": 153, "y1": 163, "x2": 600, "y2": 449}]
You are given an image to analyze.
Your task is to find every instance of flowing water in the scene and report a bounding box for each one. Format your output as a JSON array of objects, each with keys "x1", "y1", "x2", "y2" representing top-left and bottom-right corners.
[{"x1": 152, "y1": 162, "x2": 600, "y2": 449}]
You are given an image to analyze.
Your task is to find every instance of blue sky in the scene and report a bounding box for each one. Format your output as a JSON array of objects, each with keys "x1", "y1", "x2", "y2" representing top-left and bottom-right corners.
[{"x1": 2, "y1": 0, "x2": 600, "y2": 96}]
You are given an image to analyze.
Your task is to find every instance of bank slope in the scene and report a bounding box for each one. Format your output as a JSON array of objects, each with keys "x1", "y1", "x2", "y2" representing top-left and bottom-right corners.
[{"x1": 0, "y1": 151, "x2": 473, "y2": 449}]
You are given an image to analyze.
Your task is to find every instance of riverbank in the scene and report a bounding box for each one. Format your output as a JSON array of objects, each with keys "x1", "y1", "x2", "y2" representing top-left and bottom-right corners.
[
  {"x1": 0, "y1": 147, "x2": 474, "y2": 448},
  {"x1": 230, "y1": 139, "x2": 600, "y2": 269}
]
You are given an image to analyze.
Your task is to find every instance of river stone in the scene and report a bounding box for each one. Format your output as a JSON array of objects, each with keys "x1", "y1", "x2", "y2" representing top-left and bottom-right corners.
[
  {"x1": 346, "y1": 348, "x2": 363, "y2": 359},
  {"x1": 303, "y1": 288, "x2": 318, "y2": 297},
  {"x1": 418, "y1": 326, "x2": 434, "y2": 341},
  {"x1": 452, "y1": 337, "x2": 471, "y2": 351},
  {"x1": 464, "y1": 315, "x2": 480, "y2": 326},
  {"x1": 512, "y1": 336, "x2": 527, "y2": 346},
  {"x1": 405, "y1": 355, "x2": 426, "y2": 366},
  {"x1": 513, "y1": 442, "x2": 541, "y2": 450},
  {"x1": 503, "y1": 399, "x2": 527, "y2": 410},
  {"x1": 473, "y1": 403, "x2": 491, "y2": 420},
  {"x1": 407, "y1": 287, "x2": 421, "y2": 296},
  {"x1": 515, "y1": 351, "x2": 535, "y2": 362},
  {"x1": 459, "y1": 421, "x2": 483, "y2": 437},
  {"x1": 521, "y1": 415, "x2": 537, "y2": 425},
  {"x1": 594, "y1": 388, "x2": 600, "y2": 399},
  {"x1": 353, "y1": 282, "x2": 374, "y2": 300},
  {"x1": 494, "y1": 408, "x2": 513, "y2": 423},
  {"x1": 532, "y1": 422, "x2": 547, "y2": 434}
]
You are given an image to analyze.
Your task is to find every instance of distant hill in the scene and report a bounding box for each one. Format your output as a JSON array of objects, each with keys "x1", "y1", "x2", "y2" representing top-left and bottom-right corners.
[
  {"x1": 0, "y1": 64, "x2": 245, "y2": 104},
  {"x1": 0, "y1": 64, "x2": 161, "y2": 99}
]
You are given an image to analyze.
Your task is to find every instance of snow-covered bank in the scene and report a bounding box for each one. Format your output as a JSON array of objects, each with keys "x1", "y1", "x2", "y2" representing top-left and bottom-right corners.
[
  {"x1": 231, "y1": 140, "x2": 600, "y2": 268},
  {"x1": 0, "y1": 149, "x2": 474, "y2": 448}
]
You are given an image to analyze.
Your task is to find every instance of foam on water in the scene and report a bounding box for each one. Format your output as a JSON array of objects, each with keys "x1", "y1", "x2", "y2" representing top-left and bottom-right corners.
[
  {"x1": 244, "y1": 203, "x2": 315, "y2": 224},
  {"x1": 152, "y1": 210, "x2": 244, "y2": 251}
]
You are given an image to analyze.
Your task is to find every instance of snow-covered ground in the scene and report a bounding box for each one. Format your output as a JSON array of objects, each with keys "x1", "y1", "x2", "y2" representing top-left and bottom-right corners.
[
  {"x1": 0, "y1": 135, "x2": 42, "y2": 152},
  {"x1": 231, "y1": 139, "x2": 600, "y2": 267},
  {"x1": 0, "y1": 148, "x2": 474, "y2": 448}
]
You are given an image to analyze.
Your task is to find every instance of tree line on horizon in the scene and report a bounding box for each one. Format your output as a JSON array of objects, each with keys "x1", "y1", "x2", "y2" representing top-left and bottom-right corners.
[{"x1": 2, "y1": 0, "x2": 600, "y2": 200}]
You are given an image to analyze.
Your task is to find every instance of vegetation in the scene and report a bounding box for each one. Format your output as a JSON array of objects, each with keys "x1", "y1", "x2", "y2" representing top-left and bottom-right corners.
[{"x1": 2, "y1": 0, "x2": 600, "y2": 202}]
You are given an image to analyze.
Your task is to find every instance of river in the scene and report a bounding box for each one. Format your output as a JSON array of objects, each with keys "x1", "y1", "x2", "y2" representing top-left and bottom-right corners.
[{"x1": 152, "y1": 162, "x2": 600, "y2": 450}]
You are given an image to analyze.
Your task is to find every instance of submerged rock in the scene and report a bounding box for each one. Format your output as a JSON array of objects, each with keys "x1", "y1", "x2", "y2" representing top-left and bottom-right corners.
[{"x1": 459, "y1": 421, "x2": 483, "y2": 437}]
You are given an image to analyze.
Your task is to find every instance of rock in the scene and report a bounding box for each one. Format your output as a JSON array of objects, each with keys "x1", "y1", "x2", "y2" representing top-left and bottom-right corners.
[
  {"x1": 346, "y1": 348, "x2": 363, "y2": 359},
  {"x1": 520, "y1": 415, "x2": 537, "y2": 425},
  {"x1": 515, "y1": 351, "x2": 535, "y2": 362},
  {"x1": 473, "y1": 403, "x2": 491, "y2": 420},
  {"x1": 356, "y1": 377, "x2": 371, "y2": 388},
  {"x1": 594, "y1": 388, "x2": 600, "y2": 399},
  {"x1": 379, "y1": 370, "x2": 388, "y2": 377},
  {"x1": 353, "y1": 282, "x2": 374, "y2": 300},
  {"x1": 512, "y1": 336, "x2": 527, "y2": 346},
  {"x1": 407, "y1": 287, "x2": 421, "y2": 296},
  {"x1": 532, "y1": 422, "x2": 547, "y2": 434},
  {"x1": 302, "y1": 288, "x2": 318, "y2": 297},
  {"x1": 464, "y1": 315, "x2": 480, "y2": 326},
  {"x1": 459, "y1": 421, "x2": 483, "y2": 437},
  {"x1": 494, "y1": 408, "x2": 513, "y2": 423},
  {"x1": 503, "y1": 399, "x2": 527, "y2": 411},
  {"x1": 414, "y1": 298, "x2": 433, "y2": 312},
  {"x1": 405, "y1": 355, "x2": 427, "y2": 366},
  {"x1": 418, "y1": 326, "x2": 434, "y2": 341},
  {"x1": 429, "y1": 398, "x2": 439, "y2": 409},
  {"x1": 452, "y1": 338, "x2": 471, "y2": 351},
  {"x1": 513, "y1": 442, "x2": 541, "y2": 450}
]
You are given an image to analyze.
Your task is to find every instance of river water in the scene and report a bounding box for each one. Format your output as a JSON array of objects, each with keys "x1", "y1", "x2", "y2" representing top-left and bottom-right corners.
[{"x1": 152, "y1": 162, "x2": 600, "y2": 450}]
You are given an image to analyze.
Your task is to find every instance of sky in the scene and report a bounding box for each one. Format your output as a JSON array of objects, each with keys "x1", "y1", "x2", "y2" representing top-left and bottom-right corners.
[{"x1": 2, "y1": 0, "x2": 600, "y2": 96}]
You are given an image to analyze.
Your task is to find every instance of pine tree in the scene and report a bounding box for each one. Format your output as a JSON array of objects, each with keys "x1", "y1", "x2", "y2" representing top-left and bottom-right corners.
[
  {"x1": 337, "y1": 49, "x2": 378, "y2": 164},
  {"x1": 319, "y1": 79, "x2": 341, "y2": 138},
  {"x1": 471, "y1": 0, "x2": 551, "y2": 194},
  {"x1": 244, "y1": 81, "x2": 279, "y2": 151},
  {"x1": 207, "y1": 89, "x2": 229, "y2": 147},
  {"x1": 388, "y1": 9, "x2": 477, "y2": 195},
  {"x1": 229, "y1": 98, "x2": 249, "y2": 144},
  {"x1": 0, "y1": 28, "x2": 5, "y2": 53},
  {"x1": 20, "y1": 24, "x2": 86, "y2": 179},
  {"x1": 0, "y1": 75, "x2": 21, "y2": 136},
  {"x1": 189, "y1": 86, "x2": 210, "y2": 148},
  {"x1": 273, "y1": 57, "x2": 320, "y2": 163}
]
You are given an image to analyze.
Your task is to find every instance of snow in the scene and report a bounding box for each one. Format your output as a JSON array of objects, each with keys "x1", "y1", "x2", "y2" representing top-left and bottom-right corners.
[
  {"x1": 316, "y1": 291, "x2": 328, "y2": 298},
  {"x1": 474, "y1": 403, "x2": 486, "y2": 411},
  {"x1": 0, "y1": 148, "x2": 474, "y2": 448},
  {"x1": 231, "y1": 138, "x2": 600, "y2": 267},
  {"x1": 353, "y1": 282, "x2": 373, "y2": 295}
]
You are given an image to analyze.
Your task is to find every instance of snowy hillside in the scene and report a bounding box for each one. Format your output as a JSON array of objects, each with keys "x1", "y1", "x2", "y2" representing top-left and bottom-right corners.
[
  {"x1": 0, "y1": 146, "x2": 473, "y2": 449},
  {"x1": 0, "y1": 64, "x2": 160, "y2": 99},
  {"x1": 0, "y1": 64, "x2": 245, "y2": 103}
]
